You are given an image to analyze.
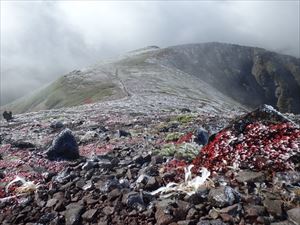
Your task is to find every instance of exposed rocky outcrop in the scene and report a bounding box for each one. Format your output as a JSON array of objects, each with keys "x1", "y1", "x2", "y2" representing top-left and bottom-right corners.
[{"x1": 151, "y1": 43, "x2": 300, "y2": 113}]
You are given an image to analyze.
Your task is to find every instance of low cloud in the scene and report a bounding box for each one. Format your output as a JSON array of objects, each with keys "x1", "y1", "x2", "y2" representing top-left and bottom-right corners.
[{"x1": 1, "y1": 1, "x2": 299, "y2": 105}]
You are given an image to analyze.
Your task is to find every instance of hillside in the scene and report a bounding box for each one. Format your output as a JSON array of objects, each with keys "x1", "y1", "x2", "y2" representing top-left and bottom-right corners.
[
  {"x1": 0, "y1": 95, "x2": 299, "y2": 224},
  {"x1": 4, "y1": 42, "x2": 300, "y2": 114},
  {"x1": 1, "y1": 43, "x2": 300, "y2": 225}
]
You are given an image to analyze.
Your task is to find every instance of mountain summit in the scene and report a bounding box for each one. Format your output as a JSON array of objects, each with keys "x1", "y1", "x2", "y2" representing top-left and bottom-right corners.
[{"x1": 5, "y1": 42, "x2": 300, "y2": 114}]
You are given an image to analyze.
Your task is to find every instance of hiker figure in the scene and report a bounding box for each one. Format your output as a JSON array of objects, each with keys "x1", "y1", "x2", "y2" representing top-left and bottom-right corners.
[{"x1": 3, "y1": 110, "x2": 13, "y2": 122}]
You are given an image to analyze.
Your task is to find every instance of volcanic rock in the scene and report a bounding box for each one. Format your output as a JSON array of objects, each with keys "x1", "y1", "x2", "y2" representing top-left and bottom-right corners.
[
  {"x1": 155, "y1": 200, "x2": 175, "y2": 225},
  {"x1": 197, "y1": 219, "x2": 226, "y2": 225},
  {"x1": 244, "y1": 205, "x2": 266, "y2": 219},
  {"x1": 80, "y1": 131, "x2": 97, "y2": 143},
  {"x1": 263, "y1": 198, "x2": 283, "y2": 217},
  {"x1": 50, "y1": 121, "x2": 64, "y2": 129},
  {"x1": 46, "y1": 128, "x2": 80, "y2": 160},
  {"x1": 122, "y1": 191, "x2": 146, "y2": 211},
  {"x1": 103, "y1": 206, "x2": 114, "y2": 216},
  {"x1": 208, "y1": 186, "x2": 241, "y2": 208},
  {"x1": 116, "y1": 129, "x2": 131, "y2": 138},
  {"x1": 270, "y1": 221, "x2": 294, "y2": 225},
  {"x1": 101, "y1": 178, "x2": 125, "y2": 192},
  {"x1": 12, "y1": 140, "x2": 35, "y2": 149},
  {"x1": 64, "y1": 203, "x2": 85, "y2": 225},
  {"x1": 287, "y1": 208, "x2": 300, "y2": 224},
  {"x1": 46, "y1": 198, "x2": 58, "y2": 208},
  {"x1": 39, "y1": 213, "x2": 57, "y2": 224},
  {"x1": 81, "y1": 209, "x2": 98, "y2": 222},
  {"x1": 194, "y1": 128, "x2": 209, "y2": 146},
  {"x1": 81, "y1": 160, "x2": 97, "y2": 170},
  {"x1": 232, "y1": 104, "x2": 295, "y2": 133},
  {"x1": 274, "y1": 171, "x2": 300, "y2": 185},
  {"x1": 236, "y1": 170, "x2": 265, "y2": 183},
  {"x1": 177, "y1": 220, "x2": 197, "y2": 225}
]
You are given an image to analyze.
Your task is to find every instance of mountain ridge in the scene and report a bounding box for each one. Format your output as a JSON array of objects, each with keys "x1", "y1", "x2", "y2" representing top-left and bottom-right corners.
[{"x1": 3, "y1": 42, "x2": 300, "y2": 114}]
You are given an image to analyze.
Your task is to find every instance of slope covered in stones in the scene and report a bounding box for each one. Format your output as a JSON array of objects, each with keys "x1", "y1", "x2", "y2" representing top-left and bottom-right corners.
[
  {"x1": 149, "y1": 43, "x2": 300, "y2": 113},
  {"x1": 4, "y1": 43, "x2": 300, "y2": 114},
  {"x1": 0, "y1": 95, "x2": 300, "y2": 225}
]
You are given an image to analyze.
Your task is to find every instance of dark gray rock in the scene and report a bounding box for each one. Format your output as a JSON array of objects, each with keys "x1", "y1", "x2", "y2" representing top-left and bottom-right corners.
[
  {"x1": 155, "y1": 200, "x2": 175, "y2": 225},
  {"x1": 102, "y1": 206, "x2": 114, "y2": 216},
  {"x1": 107, "y1": 188, "x2": 122, "y2": 201},
  {"x1": 236, "y1": 170, "x2": 265, "y2": 183},
  {"x1": 151, "y1": 155, "x2": 164, "y2": 165},
  {"x1": 287, "y1": 208, "x2": 300, "y2": 224},
  {"x1": 80, "y1": 131, "x2": 98, "y2": 143},
  {"x1": 122, "y1": 192, "x2": 146, "y2": 211},
  {"x1": 219, "y1": 203, "x2": 242, "y2": 216},
  {"x1": 81, "y1": 209, "x2": 98, "y2": 222},
  {"x1": 263, "y1": 198, "x2": 283, "y2": 217},
  {"x1": 101, "y1": 179, "x2": 124, "y2": 192},
  {"x1": 75, "y1": 179, "x2": 86, "y2": 189},
  {"x1": 197, "y1": 219, "x2": 226, "y2": 225},
  {"x1": 232, "y1": 104, "x2": 295, "y2": 133},
  {"x1": 180, "y1": 108, "x2": 192, "y2": 113},
  {"x1": 38, "y1": 213, "x2": 57, "y2": 224},
  {"x1": 143, "y1": 165, "x2": 159, "y2": 176},
  {"x1": 186, "y1": 208, "x2": 198, "y2": 220},
  {"x1": 97, "y1": 155, "x2": 119, "y2": 169},
  {"x1": 46, "y1": 128, "x2": 79, "y2": 160},
  {"x1": 194, "y1": 128, "x2": 209, "y2": 146},
  {"x1": 12, "y1": 140, "x2": 35, "y2": 149},
  {"x1": 155, "y1": 199, "x2": 191, "y2": 225},
  {"x1": 136, "y1": 174, "x2": 159, "y2": 191},
  {"x1": 270, "y1": 221, "x2": 294, "y2": 225},
  {"x1": 116, "y1": 129, "x2": 131, "y2": 138},
  {"x1": 186, "y1": 186, "x2": 210, "y2": 204},
  {"x1": 65, "y1": 203, "x2": 85, "y2": 225},
  {"x1": 133, "y1": 154, "x2": 151, "y2": 165},
  {"x1": 50, "y1": 121, "x2": 64, "y2": 129},
  {"x1": 82, "y1": 160, "x2": 97, "y2": 170},
  {"x1": 133, "y1": 155, "x2": 145, "y2": 165},
  {"x1": 46, "y1": 198, "x2": 58, "y2": 208},
  {"x1": 244, "y1": 205, "x2": 266, "y2": 218},
  {"x1": 177, "y1": 220, "x2": 197, "y2": 225},
  {"x1": 274, "y1": 171, "x2": 300, "y2": 185},
  {"x1": 2, "y1": 111, "x2": 12, "y2": 122},
  {"x1": 55, "y1": 170, "x2": 76, "y2": 184},
  {"x1": 208, "y1": 186, "x2": 241, "y2": 208}
]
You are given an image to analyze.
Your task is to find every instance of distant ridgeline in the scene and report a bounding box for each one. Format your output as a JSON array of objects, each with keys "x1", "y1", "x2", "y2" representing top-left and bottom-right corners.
[{"x1": 4, "y1": 43, "x2": 300, "y2": 114}]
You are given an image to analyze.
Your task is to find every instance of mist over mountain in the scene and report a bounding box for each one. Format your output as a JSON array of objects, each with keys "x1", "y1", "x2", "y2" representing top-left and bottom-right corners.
[
  {"x1": 1, "y1": 1, "x2": 299, "y2": 105},
  {"x1": 2, "y1": 2, "x2": 300, "y2": 224},
  {"x1": 4, "y1": 43, "x2": 300, "y2": 114}
]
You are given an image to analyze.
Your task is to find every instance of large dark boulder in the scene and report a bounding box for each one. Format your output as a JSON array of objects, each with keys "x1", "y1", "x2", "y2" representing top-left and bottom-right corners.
[
  {"x1": 194, "y1": 128, "x2": 209, "y2": 146},
  {"x1": 3, "y1": 111, "x2": 13, "y2": 122},
  {"x1": 46, "y1": 128, "x2": 80, "y2": 160},
  {"x1": 231, "y1": 104, "x2": 295, "y2": 133}
]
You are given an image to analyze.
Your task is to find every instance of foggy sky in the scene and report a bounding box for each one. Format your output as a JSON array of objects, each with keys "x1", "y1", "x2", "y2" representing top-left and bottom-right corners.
[{"x1": 1, "y1": 1, "x2": 299, "y2": 105}]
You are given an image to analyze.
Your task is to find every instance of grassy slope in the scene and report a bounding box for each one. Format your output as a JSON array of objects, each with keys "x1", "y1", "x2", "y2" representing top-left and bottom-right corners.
[{"x1": 5, "y1": 76, "x2": 122, "y2": 114}]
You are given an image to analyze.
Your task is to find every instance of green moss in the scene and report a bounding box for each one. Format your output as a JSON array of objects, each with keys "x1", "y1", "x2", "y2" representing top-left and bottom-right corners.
[
  {"x1": 174, "y1": 143, "x2": 200, "y2": 161},
  {"x1": 156, "y1": 143, "x2": 176, "y2": 157},
  {"x1": 165, "y1": 132, "x2": 183, "y2": 142},
  {"x1": 175, "y1": 114, "x2": 194, "y2": 123},
  {"x1": 155, "y1": 143, "x2": 200, "y2": 161}
]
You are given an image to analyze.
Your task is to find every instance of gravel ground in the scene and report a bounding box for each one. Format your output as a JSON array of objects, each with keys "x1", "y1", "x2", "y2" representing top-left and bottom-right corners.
[{"x1": 0, "y1": 95, "x2": 299, "y2": 225}]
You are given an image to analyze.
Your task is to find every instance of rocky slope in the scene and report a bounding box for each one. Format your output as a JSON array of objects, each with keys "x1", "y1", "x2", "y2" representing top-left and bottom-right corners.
[
  {"x1": 148, "y1": 43, "x2": 300, "y2": 113},
  {"x1": 0, "y1": 94, "x2": 299, "y2": 225},
  {"x1": 1, "y1": 42, "x2": 300, "y2": 225},
  {"x1": 4, "y1": 43, "x2": 300, "y2": 114}
]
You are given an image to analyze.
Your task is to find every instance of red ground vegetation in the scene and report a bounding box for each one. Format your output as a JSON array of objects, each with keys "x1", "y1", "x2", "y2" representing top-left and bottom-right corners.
[{"x1": 192, "y1": 122, "x2": 300, "y2": 173}]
